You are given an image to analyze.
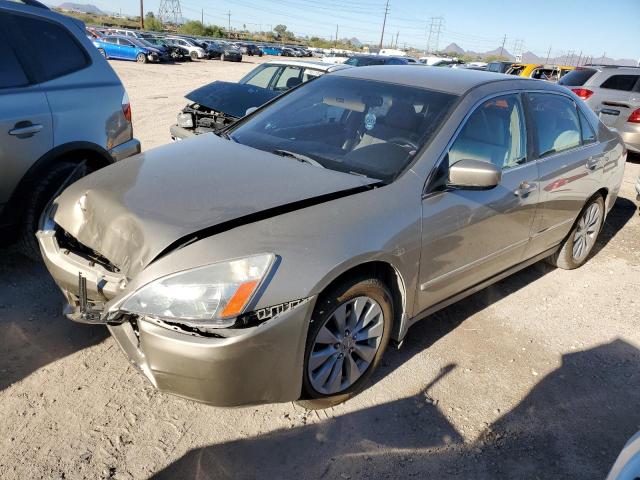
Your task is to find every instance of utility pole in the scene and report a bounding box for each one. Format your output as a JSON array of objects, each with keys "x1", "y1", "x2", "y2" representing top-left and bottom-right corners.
[
  {"x1": 227, "y1": 11, "x2": 231, "y2": 34},
  {"x1": 379, "y1": 0, "x2": 389, "y2": 49},
  {"x1": 545, "y1": 46, "x2": 551, "y2": 64},
  {"x1": 140, "y1": 0, "x2": 144, "y2": 29},
  {"x1": 499, "y1": 34, "x2": 506, "y2": 59},
  {"x1": 201, "y1": 8, "x2": 203, "y2": 25},
  {"x1": 335, "y1": 24, "x2": 338, "y2": 47}
]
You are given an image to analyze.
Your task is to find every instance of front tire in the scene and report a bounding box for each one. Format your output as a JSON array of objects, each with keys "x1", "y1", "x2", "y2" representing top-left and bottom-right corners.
[
  {"x1": 547, "y1": 195, "x2": 605, "y2": 269},
  {"x1": 220, "y1": 54, "x2": 226, "y2": 61},
  {"x1": 299, "y1": 277, "x2": 393, "y2": 409}
]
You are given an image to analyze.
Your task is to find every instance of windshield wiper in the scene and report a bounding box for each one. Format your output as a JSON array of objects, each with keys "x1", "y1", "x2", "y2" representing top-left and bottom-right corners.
[{"x1": 272, "y1": 149, "x2": 325, "y2": 168}]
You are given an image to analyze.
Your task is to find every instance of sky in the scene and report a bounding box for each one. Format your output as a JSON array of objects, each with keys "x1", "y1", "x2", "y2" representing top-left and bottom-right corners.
[{"x1": 84, "y1": 0, "x2": 639, "y2": 60}]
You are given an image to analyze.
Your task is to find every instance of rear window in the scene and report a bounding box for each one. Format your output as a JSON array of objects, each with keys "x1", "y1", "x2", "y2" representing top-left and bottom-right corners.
[
  {"x1": 0, "y1": 30, "x2": 29, "y2": 88},
  {"x1": 558, "y1": 68, "x2": 597, "y2": 87},
  {"x1": 600, "y1": 74, "x2": 639, "y2": 92},
  {"x1": 11, "y1": 14, "x2": 89, "y2": 83}
]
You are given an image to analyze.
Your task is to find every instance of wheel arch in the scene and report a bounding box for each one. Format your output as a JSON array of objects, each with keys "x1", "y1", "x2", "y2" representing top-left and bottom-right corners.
[
  {"x1": 2, "y1": 141, "x2": 113, "y2": 227},
  {"x1": 310, "y1": 258, "x2": 408, "y2": 342}
]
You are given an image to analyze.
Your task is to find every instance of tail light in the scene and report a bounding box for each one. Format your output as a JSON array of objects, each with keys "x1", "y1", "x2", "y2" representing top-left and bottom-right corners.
[
  {"x1": 571, "y1": 88, "x2": 594, "y2": 100},
  {"x1": 628, "y1": 108, "x2": 640, "y2": 123},
  {"x1": 122, "y1": 91, "x2": 132, "y2": 123}
]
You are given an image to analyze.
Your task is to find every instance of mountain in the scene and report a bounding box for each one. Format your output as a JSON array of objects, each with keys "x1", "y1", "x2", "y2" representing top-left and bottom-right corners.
[
  {"x1": 436, "y1": 44, "x2": 636, "y2": 66},
  {"x1": 58, "y1": 2, "x2": 105, "y2": 15},
  {"x1": 443, "y1": 42, "x2": 465, "y2": 55}
]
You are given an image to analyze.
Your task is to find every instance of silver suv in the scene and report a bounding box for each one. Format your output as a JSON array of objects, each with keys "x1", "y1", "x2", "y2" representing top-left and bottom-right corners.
[
  {"x1": 559, "y1": 65, "x2": 640, "y2": 153},
  {"x1": 0, "y1": 0, "x2": 141, "y2": 258}
]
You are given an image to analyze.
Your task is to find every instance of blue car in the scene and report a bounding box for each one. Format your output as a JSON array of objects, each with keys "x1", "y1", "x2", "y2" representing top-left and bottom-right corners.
[
  {"x1": 260, "y1": 45, "x2": 283, "y2": 56},
  {"x1": 93, "y1": 35, "x2": 162, "y2": 63}
]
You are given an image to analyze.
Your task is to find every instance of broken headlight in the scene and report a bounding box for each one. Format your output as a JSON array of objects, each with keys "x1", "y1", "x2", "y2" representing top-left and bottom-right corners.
[
  {"x1": 120, "y1": 254, "x2": 274, "y2": 328},
  {"x1": 177, "y1": 112, "x2": 194, "y2": 128}
]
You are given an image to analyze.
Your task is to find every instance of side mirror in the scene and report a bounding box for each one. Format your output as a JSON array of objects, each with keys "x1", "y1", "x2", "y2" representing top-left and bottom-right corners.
[
  {"x1": 245, "y1": 106, "x2": 258, "y2": 116},
  {"x1": 448, "y1": 159, "x2": 501, "y2": 190}
]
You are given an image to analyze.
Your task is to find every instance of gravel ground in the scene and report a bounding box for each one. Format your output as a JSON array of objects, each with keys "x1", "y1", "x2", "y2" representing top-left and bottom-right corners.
[{"x1": 1, "y1": 57, "x2": 639, "y2": 480}]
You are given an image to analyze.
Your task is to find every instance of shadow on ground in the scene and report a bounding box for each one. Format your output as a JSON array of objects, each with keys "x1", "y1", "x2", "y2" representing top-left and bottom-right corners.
[
  {"x1": 153, "y1": 340, "x2": 640, "y2": 480},
  {"x1": 0, "y1": 247, "x2": 107, "y2": 392}
]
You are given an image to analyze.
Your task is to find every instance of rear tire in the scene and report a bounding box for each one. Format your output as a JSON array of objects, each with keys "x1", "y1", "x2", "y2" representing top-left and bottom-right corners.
[
  {"x1": 136, "y1": 53, "x2": 147, "y2": 63},
  {"x1": 17, "y1": 162, "x2": 88, "y2": 261},
  {"x1": 298, "y1": 276, "x2": 393, "y2": 409},
  {"x1": 547, "y1": 195, "x2": 605, "y2": 270},
  {"x1": 190, "y1": 51, "x2": 198, "y2": 61},
  {"x1": 98, "y1": 48, "x2": 107, "y2": 59},
  {"x1": 221, "y1": 54, "x2": 226, "y2": 61}
]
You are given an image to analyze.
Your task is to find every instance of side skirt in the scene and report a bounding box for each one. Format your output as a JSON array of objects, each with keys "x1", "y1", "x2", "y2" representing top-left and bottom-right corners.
[{"x1": 402, "y1": 246, "x2": 559, "y2": 339}]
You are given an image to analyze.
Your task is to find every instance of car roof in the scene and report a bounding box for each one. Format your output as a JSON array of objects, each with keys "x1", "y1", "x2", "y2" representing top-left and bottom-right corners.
[
  {"x1": 332, "y1": 64, "x2": 530, "y2": 94},
  {"x1": 265, "y1": 59, "x2": 347, "y2": 71}
]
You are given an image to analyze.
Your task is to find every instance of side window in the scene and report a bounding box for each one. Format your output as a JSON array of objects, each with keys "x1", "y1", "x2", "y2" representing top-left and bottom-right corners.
[
  {"x1": 243, "y1": 65, "x2": 282, "y2": 89},
  {"x1": 578, "y1": 108, "x2": 596, "y2": 144},
  {"x1": 0, "y1": 30, "x2": 29, "y2": 88},
  {"x1": 302, "y1": 68, "x2": 323, "y2": 82},
  {"x1": 274, "y1": 66, "x2": 303, "y2": 91},
  {"x1": 10, "y1": 14, "x2": 88, "y2": 82},
  {"x1": 118, "y1": 38, "x2": 133, "y2": 46},
  {"x1": 600, "y1": 75, "x2": 639, "y2": 92},
  {"x1": 527, "y1": 93, "x2": 581, "y2": 157},
  {"x1": 449, "y1": 94, "x2": 527, "y2": 170}
]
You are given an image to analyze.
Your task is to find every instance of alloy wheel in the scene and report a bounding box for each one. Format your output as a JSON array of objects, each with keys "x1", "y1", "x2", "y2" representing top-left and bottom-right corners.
[
  {"x1": 308, "y1": 296, "x2": 384, "y2": 395},
  {"x1": 572, "y1": 202, "x2": 602, "y2": 262}
]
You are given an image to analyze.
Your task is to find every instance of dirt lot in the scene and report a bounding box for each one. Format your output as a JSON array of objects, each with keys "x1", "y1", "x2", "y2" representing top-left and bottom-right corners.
[{"x1": 1, "y1": 57, "x2": 640, "y2": 480}]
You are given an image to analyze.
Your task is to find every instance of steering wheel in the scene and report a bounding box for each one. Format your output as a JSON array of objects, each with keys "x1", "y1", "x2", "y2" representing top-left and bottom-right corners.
[{"x1": 388, "y1": 136, "x2": 419, "y2": 151}]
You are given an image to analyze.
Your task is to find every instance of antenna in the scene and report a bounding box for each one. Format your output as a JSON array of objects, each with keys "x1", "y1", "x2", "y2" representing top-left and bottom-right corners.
[{"x1": 158, "y1": 0, "x2": 183, "y2": 26}]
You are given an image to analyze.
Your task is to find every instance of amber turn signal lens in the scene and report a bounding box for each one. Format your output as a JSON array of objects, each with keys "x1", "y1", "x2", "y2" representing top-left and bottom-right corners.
[{"x1": 221, "y1": 280, "x2": 259, "y2": 318}]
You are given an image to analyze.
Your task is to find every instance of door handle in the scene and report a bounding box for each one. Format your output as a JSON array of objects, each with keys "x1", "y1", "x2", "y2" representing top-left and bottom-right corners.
[
  {"x1": 586, "y1": 156, "x2": 600, "y2": 170},
  {"x1": 9, "y1": 123, "x2": 43, "y2": 137},
  {"x1": 514, "y1": 181, "x2": 537, "y2": 197}
]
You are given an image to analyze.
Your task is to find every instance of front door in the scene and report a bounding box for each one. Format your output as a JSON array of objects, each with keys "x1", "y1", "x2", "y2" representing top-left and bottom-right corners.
[
  {"x1": 417, "y1": 93, "x2": 539, "y2": 312},
  {"x1": 0, "y1": 28, "x2": 53, "y2": 212}
]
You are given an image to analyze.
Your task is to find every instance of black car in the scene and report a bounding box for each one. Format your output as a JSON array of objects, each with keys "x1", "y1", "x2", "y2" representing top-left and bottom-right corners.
[
  {"x1": 202, "y1": 40, "x2": 243, "y2": 62},
  {"x1": 486, "y1": 61, "x2": 514, "y2": 74},
  {"x1": 144, "y1": 37, "x2": 191, "y2": 61},
  {"x1": 345, "y1": 55, "x2": 412, "y2": 66},
  {"x1": 241, "y1": 43, "x2": 263, "y2": 56}
]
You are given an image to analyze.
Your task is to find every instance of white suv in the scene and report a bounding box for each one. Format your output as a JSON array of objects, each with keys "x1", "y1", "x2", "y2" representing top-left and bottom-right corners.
[{"x1": 559, "y1": 65, "x2": 640, "y2": 153}]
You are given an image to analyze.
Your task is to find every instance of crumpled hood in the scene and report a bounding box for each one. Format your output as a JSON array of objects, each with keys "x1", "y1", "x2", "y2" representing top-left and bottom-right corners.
[
  {"x1": 185, "y1": 81, "x2": 280, "y2": 118},
  {"x1": 52, "y1": 134, "x2": 375, "y2": 277}
]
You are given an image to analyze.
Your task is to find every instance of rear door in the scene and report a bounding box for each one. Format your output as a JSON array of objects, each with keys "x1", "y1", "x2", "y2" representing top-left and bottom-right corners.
[
  {"x1": 117, "y1": 38, "x2": 137, "y2": 60},
  {"x1": 524, "y1": 92, "x2": 604, "y2": 255},
  {"x1": 418, "y1": 93, "x2": 539, "y2": 311},
  {"x1": 0, "y1": 17, "x2": 53, "y2": 215}
]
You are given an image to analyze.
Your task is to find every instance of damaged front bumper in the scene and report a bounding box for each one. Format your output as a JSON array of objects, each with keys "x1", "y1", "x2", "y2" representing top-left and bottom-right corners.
[{"x1": 36, "y1": 227, "x2": 314, "y2": 406}]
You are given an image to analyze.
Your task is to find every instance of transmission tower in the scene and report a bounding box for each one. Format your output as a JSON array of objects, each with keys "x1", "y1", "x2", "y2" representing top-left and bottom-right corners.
[
  {"x1": 426, "y1": 17, "x2": 444, "y2": 54},
  {"x1": 158, "y1": 0, "x2": 183, "y2": 26}
]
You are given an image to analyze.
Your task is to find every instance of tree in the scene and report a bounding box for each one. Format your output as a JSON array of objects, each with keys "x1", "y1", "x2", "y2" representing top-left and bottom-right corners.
[
  {"x1": 273, "y1": 24, "x2": 292, "y2": 40},
  {"x1": 145, "y1": 12, "x2": 163, "y2": 32},
  {"x1": 204, "y1": 24, "x2": 224, "y2": 37},
  {"x1": 179, "y1": 20, "x2": 206, "y2": 36}
]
